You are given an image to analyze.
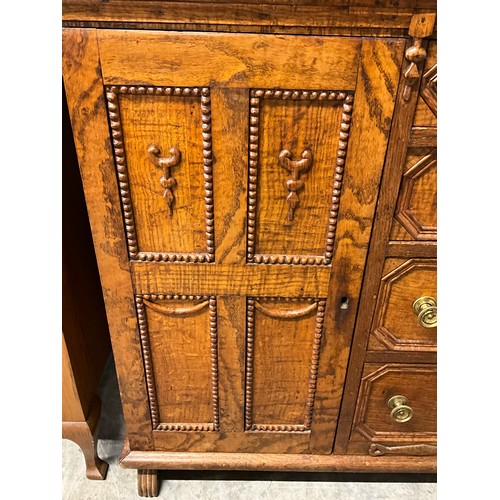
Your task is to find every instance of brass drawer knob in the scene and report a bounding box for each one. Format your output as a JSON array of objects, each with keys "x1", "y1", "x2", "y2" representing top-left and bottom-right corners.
[
  {"x1": 387, "y1": 395, "x2": 413, "y2": 423},
  {"x1": 412, "y1": 296, "x2": 437, "y2": 328}
]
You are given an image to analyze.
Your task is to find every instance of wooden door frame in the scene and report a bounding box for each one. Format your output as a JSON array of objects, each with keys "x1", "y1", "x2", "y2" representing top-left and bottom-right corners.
[{"x1": 63, "y1": 27, "x2": 405, "y2": 454}]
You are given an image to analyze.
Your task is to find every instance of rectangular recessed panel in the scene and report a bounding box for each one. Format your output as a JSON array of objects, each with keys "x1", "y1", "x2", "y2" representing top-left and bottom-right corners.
[
  {"x1": 248, "y1": 90, "x2": 352, "y2": 265},
  {"x1": 245, "y1": 298, "x2": 325, "y2": 431},
  {"x1": 137, "y1": 295, "x2": 218, "y2": 431},
  {"x1": 107, "y1": 86, "x2": 214, "y2": 262}
]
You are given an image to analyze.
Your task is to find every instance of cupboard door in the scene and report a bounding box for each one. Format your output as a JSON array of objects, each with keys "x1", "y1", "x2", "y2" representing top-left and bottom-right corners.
[{"x1": 63, "y1": 29, "x2": 404, "y2": 454}]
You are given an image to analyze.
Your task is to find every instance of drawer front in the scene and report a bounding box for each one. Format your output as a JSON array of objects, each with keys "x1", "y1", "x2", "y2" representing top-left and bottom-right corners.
[
  {"x1": 63, "y1": 29, "x2": 404, "y2": 454},
  {"x1": 391, "y1": 40, "x2": 437, "y2": 242},
  {"x1": 347, "y1": 363, "x2": 436, "y2": 456},
  {"x1": 390, "y1": 147, "x2": 437, "y2": 242},
  {"x1": 368, "y1": 258, "x2": 437, "y2": 352}
]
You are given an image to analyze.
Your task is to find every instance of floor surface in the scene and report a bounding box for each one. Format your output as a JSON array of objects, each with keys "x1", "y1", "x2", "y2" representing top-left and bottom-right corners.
[{"x1": 62, "y1": 357, "x2": 437, "y2": 499}]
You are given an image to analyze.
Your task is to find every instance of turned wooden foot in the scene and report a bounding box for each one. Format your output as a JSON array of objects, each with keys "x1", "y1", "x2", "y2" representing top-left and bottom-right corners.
[
  {"x1": 62, "y1": 396, "x2": 109, "y2": 480},
  {"x1": 137, "y1": 469, "x2": 159, "y2": 497}
]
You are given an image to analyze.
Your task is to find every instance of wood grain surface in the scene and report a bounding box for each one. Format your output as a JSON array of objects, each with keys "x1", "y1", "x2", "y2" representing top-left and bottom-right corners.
[
  {"x1": 116, "y1": 91, "x2": 208, "y2": 255},
  {"x1": 413, "y1": 41, "x2": 437, "y2": 127},
  {"x1": 250, "y1": 299, "x2": 321, "y2": 429},
  {"x1": 333, "y1": 38, "x2": 429, "y2": 455},
  {"x1": 254, "y1": 97, "x2": 345, "y2": 258},
  {"x1": 367, "y1": 258, "x2": 437, "y2": 352},
  {"x1": 390, "y1": 148, "x2": 437, "y2": 241},
  {"x1": 310, "y1": 38, "x2": 404, "y2": 454},
  {"x1": 130, "y1": 262, "x2": 331, "y2": 297},
  {"x1": 97, "y1": 31, "x2": 361, "y2": 89},
  {"x1": 62, "y1": 28, "x2": 154, "y2": 449},
  {"x1": 61, "y1": 12, "x2": 437, "y2": 472},
  {"x1": 120, "y1": 448, "x2": 437, "y2": 472},
  {"x1": 348, "y1": 363, "x2": 437, "y2": 454},
  {"x1": 139, "y1": 297, "x2": 216, "y2": 427},
  {"x1": 63, "y1": 1, "x2": 437, "y2": 39}
]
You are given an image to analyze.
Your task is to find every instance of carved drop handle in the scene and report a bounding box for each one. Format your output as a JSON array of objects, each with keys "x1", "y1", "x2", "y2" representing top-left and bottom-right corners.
[
  {"x1": 147, "y1": 144, "x2": 181, "y2": 214},
  {"x1": 402, "y1": 13, "x2": 436, "y2": 101},
  {"x1": 279, "y1": 149, "x2": 313, "y2": 221}
]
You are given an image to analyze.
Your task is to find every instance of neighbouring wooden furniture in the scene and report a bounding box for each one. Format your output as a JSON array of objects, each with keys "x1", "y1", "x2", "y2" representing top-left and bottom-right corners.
[
  {"x1": 62, "y1": 91, "x2": 111, "y2": 480},
  {"x1": 62, "y1": 1, "x2": 437, "y2": 496}
]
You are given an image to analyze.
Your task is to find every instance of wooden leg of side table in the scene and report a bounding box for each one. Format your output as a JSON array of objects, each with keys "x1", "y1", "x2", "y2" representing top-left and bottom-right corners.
[
  {"x1": 62, "y1": 396, "x2": 109, "y2": 480},
  {"x1": 137, "y1": 469, "x2": 159, "y2": 497}
]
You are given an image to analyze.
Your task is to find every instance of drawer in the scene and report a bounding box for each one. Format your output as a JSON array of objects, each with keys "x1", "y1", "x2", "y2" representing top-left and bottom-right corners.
[
  {"x1": 368, "y1": 258, "x2": 437, "y2": 352},
  {"x1": 390, "y1": 147, "x2": 437, "y2": 241},
  {"x1": 346, "y1": 363, "x2": 436, "y2": 456}
]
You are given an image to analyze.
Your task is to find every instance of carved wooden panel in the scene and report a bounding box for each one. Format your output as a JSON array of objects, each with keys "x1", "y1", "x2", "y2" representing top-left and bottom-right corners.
[
  {"x1": 106, "y1": 86, "x2": 214, "y2": 262},
  {"x1": 420, "y1": 64, "x2": 437, "y2": 118},
  {"x1": 66, "y1": 29, "x2": 404, "y2": 455},
  {"x1": 368, "y1": 258, "x2": 437, "y2": 352},
  {"x1": 351, "y1": 363, "x2": 436, "y2": 446},
  {"x1": 247, "y1": 89, "x2": 354, "y2": 265},
  {"x1": 135, "y1": 294, "x2": 219, "y2": 431},
  {"x1": 413, "y1": 41, "x2": 437, "y2": 127},
  {"x1": 245, "y1": 297, "x2": 326, "y2": 431},
  {"x1": 390, "y1": 147, "x2": 437, "y2": 241}
]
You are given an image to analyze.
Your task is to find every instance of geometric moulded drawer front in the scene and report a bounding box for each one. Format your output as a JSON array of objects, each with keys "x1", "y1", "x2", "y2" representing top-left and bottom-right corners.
[
  {"x1": 350, "y1": 363, "x2": 437, "y2": 455},
  {"x1": 391, "y1": 148, "x2": 437, "y2": 241},
  {"x1": 245, "y1": 297, "x2": 326, "y2": 432},
  {"x1": 368, "y1": 258, "x2": 437, "y2": 352},
  {"x1": 247, "y1": 90, "x2": 354, "y2": 266},
  {"x1": 135, "y1": 294, "x2": 219, "y2": 431},
  {"x1": 106, "y1": 86, "x2": 214, "y2": 262}
]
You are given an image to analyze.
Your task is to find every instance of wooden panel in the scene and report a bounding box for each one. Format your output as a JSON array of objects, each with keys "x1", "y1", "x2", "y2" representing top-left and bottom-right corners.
[
  {"x1": 62, "y1": 334, "x2": 86, "y2": 423},
  {"x1": 211, "y1": 88, "x2": 248, "y2": 265},
  {"x1": 62, "y1": 28, "x2": 154, "y2": 450},
  {"x1": 136, "y1": 295, "x2": 219, "y2": 431},
  {"x1": 62, "y1": 87, "x2": 111, "y2": 423},
  {"x1": 386, "y1": 241, "x2": 437, "y2": 258},
  {"x1": 309, "y1": 38, "x2": 404, "y2": 454},
  {"x1": 333, "y1": 39, "x2": 428, "y2": 455},
  {"x1": 364, "y1": 351, "x2": 436, "y2": 364},
  {"x1": 413, "y1": 40, "x2": 437, "y2": 127},
  {"x1": 64, "y1": 1, "x2": 434, "y2": 34},
  {"x1": 216, "y1": 297, "x2": 246, "y2": 432},
  {"x1": 106, "y1": 86, "x2": 214, "y2": 261},
  {"x1": 152, "y1": 428, "x2": 311, "y2": 452},
  {"x1": 131, "y1": 262, "x2": 331, "y2": 297},
  {"x1": 390, "y1": 147, "x2": 437, "y2": 241},
  {"x1": 349, "y1": 363, "x2": 436, "y2": 454},
  {"x1": 246, "y1": 298, "x2": 325, "y2": 431},
  {"x1": 66, "y1": 27, "x2": 405, "y2": 457},
  {"x1": 408, "y1": 126, "x2": 436, "y2": 147},
  {"x1": 121, "y1": 449, "x2": 436, "y2": 473},
  {"x1": 97, "y1": 31, "x2": 361, "y2": 90},
  {"x1": 250, "y1": 91, "x2": 350, "y2": 264},
  {"x1": 368, "y1": 258, "x2": 437, "y2": 352}
]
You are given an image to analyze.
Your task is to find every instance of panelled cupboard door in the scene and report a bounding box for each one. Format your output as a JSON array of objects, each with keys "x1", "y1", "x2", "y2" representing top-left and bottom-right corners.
[{"x1": 63, "y1": 29, "x2": 404, "y2": 454}]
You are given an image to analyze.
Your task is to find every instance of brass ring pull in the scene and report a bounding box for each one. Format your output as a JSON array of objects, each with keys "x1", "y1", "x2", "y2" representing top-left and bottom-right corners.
[
  {"x1": 387, "y1": 395, "x2": 413, "y2": 423},
  {"x1": 412, "y1": 296, "x2": 437, "y2": 328}
]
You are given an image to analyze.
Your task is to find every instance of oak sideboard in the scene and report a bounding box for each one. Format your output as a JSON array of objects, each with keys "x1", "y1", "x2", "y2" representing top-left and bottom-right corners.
[{"x1": 62, "y1": 1, "x2": 437, "y2": 495}]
